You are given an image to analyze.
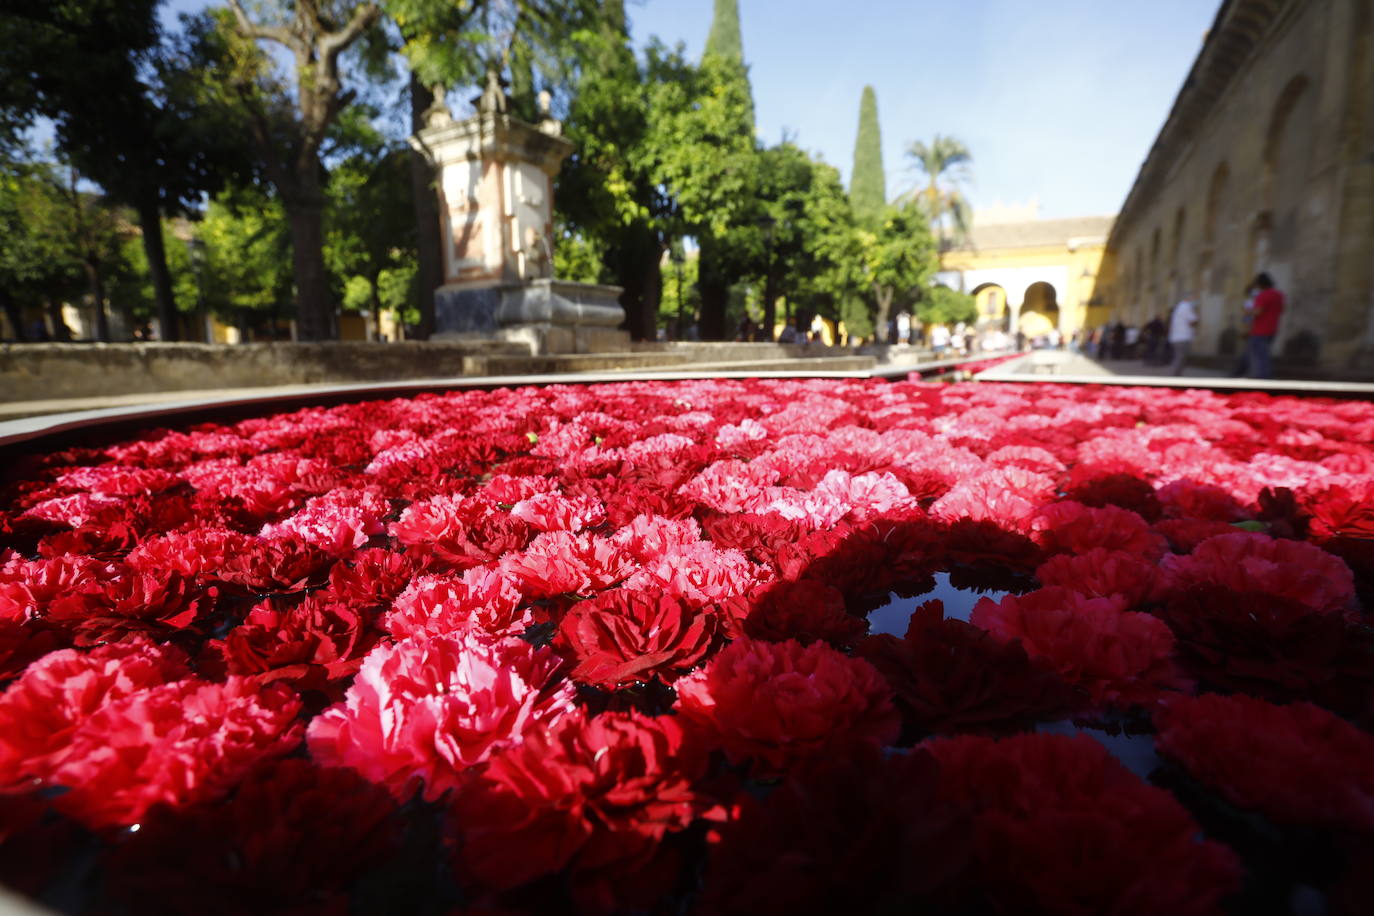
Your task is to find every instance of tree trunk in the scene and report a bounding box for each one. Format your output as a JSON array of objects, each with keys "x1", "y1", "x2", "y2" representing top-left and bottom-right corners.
[
  {"x1": 873, "y1": 283, "x2": 894, "y2": 343},
  {"x1": 84, "y1": 259, "x2": 110, "y2": 342},
  {"x1": 409, "y1": 72, "x2": 442, "y2": 341},
  {"x1": 136, "y1": 196, "x2": 179, "y2": 341},
  {"x1": 697, "y1": 234, "x2": 729, "y2": 340},
  {"x1": 0, "y1": 290, "x2": 27, "y2": 342},
  {"x1": 615, "y1": 225, "x2": 663, "y2": 341},
  {"x1": 285, "y1": 190, "x2": 334, "y2": 341},
  {"x1": 763, "y1": 269, "x2": 778, "y2": 342}
]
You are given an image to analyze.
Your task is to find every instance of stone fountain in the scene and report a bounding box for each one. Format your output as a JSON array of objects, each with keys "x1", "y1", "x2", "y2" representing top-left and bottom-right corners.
[{"x1": 409, "y1": 76, "x2": 628, "y2": 355}]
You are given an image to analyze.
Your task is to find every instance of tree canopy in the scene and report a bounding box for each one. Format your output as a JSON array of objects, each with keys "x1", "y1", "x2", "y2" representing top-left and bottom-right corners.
[{"x1": 0, "y1": 0, "x2": 957, "y2": 346}]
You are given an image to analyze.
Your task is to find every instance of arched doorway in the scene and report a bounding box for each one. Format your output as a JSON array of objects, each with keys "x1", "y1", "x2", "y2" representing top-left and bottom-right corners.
[
  {"x1": 971, "y1": 283, "x2": 1007, "y2": 326},
  {"x1": 1020, "y1": 281, "x2": 1060, "y2": 338}
]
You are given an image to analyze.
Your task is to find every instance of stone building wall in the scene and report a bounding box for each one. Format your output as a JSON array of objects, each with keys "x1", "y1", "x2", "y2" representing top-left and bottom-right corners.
[{"x1": 1100, "y1": 0, "x2": 1374, "y2": 368}]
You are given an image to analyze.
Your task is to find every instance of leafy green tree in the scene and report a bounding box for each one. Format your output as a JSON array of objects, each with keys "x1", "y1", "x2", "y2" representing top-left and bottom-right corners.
[
  {"x1": 860, "y1": 203, "x2": 938, "y2": 336},
  {"x1": 197, "y1": 184, "x2": 294, "y2": 335},
  {"x1": 222, "y1": 1, "x2": 383, "y2": 341},
  {"x1": 325, "y1": 122, "x2": 418, "y2": 340},
  {"x1": 704, "y1": 0, "x2": 744, "y2": 62},
  {"x1": 557, "y1": 1, "x2": 681, "y2": 340},
  {"x1": 916, "y1": 283, "x2": 977, "y2": 325},
  {"x1": 0, "y1": 157, "x2": 88, "y2": 340},
  {"x1": 904, "y1": 134, "x2": 972, "y2": 249},
  {"x1": 2, "y1": 1, "x2": 254, "y2": 341},
  {"x1": 655, "y1": 48, "x2": 758, "y2": 339},
  {"x1": 849, "y1": 85, "x2": 886, "y2": 226}
]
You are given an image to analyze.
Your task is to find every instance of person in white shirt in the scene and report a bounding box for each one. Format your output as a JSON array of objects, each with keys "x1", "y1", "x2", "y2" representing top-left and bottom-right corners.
[{"x1": 1168, "y1": 298, "x2": 1199, "y2": 376}]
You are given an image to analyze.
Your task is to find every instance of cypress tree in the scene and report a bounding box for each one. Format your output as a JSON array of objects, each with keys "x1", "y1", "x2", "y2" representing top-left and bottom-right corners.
[
  {"x1": 703, "y1": 0, "x2": 744, "y2": 63},
  {"x1": 849, "y1": 85, "x2": 886, "y2": 225}
]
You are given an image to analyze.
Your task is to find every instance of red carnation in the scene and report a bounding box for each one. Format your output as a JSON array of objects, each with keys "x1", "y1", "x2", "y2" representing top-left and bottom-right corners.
[
  {"x1": 451, "y1": 710, "x2": 714, "y2": 897},
  {"x1": 971, "y1": 587, "x2": 1191, "y2": 710},
  {"x1": 319, "y1": 546, "x2": 417, "y2": 609},
  {"x1": 740, "y1": 579, "x2": 867, "y2": 645},
  {"x1": 1306, "y1": 482, "x2": 1374, "y2": 540},
  {"x1": 558, "y1": 587, "x2": 716, "y2": 688},
  {"x1": 391, "y1": 495, "x2": 532, "y2": 571},
  {"x1": 857, "y1": 599, "x2": 1078, "y2": 737},
  {"x1": 205, "y1": 595, "x2": 378, "y2": 699},
  {"x1": 499, "y1": 530, "x2": 634, "y2": 598},
  {"x1": 1035, "y1": 548, "x2": 1160, "y2": 607},
  {"x1": 1157, "y1": 478, "x2": 1247, "y2": 521},
  {"x1": 1159, "y1": 531, "x2": 1355, "y2": 617},
  {"x1": 1156, "y1": 694, "x2": 1374, "y2": 833},
  {"x1": 675, "y1": 637, "x2": 899, "y2": 772},
  {"x1": 0, "y1": 639, "x2": 190, "y2": 787},
  {"x1": 1062, "y1": 470, "x2": 1162, "y2": 521},
  {"x1": 928, "y1": 733, "x2": 1241, "y2": 916},
  {"x1": 46, "y1": 676, "x2": 303, "y2": 828},
  {"x1": 1154, "y1": 518, "x2": 1240, "y2": 553},
  {"x1": 307, "y1": 630, "x2": 574, "y2": 801},
  {"x1": 1032, "y1": 501, "x2": 1168, "y2": 559},
  {"x1": 698, "y1": 745, "x2": 975, "y2": 914},
  {"x1": 1157, "y1": 585, "x2": 1374, "y2": 718},
  {"x1": 102, "y1": 758, "x2": 400, "y2": 916}
]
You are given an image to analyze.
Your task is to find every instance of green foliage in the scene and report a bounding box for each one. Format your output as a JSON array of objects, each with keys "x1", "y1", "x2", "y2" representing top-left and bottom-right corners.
[
  {"x1": 197, "y1": 185, "x2": 292, "y2": 318},
  {"x1": 904, "y1": 134, "x2": 973, "y2": 248},
  {"x1": 703, "y1": 0, "x2": 744, "y2": 64},
  {"x1": 849, "y1": 85, "x2": 886, "y2": 225},
  {"x1": 0, "y1": 158, "x2": 86, "y2": 308},
  {"x1": 646, "y1": 49, "x2": 757, "y2": 240},
  {"x1": 552, "y1": 224, "x2": 605, "y2": 285},
  {"x1": 659, "y1": 249, "x2": 700, "y2": 333},
  {"x1": 917, "y1": 283, "x2": 977, "y2": 325},
  {"x1": 107, "y1": 223, "x2": 199, "y2": 319}
]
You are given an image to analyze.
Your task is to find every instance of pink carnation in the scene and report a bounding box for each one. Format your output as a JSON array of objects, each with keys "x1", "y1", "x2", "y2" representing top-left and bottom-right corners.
[
  {"x1": 384, "y1": 567, "x2": 528, "y2": 639},
  {"x1": 307, "y1": 630, "x2": 574, "y2": 801}
]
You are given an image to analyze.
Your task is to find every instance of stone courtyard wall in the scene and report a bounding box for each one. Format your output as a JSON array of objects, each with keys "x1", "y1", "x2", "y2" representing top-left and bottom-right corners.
[
  {"x1": 1100, "y1": 0, "x2": 1374, "y2": 368},
  {"x1": 0, "y1": 342, "x2": 524, "y2": 402}
]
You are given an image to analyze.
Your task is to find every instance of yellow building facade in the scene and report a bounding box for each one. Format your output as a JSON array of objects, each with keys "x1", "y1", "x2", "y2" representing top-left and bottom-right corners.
[{"x1": 937, "y1": 216, "x2": 1114, "y2": 338}]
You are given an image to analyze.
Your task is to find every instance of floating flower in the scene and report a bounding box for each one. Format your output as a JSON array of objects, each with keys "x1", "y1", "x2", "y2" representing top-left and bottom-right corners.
[
  {"x1": 675, "y1": 637, "x2": 899, "y2": 772},
  {"x1": 307, "y1": 630, "x2": 574, "y2": 801}
]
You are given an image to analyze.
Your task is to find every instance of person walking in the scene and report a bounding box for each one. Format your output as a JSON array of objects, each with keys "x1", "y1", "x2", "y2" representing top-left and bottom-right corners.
[
  {"x1": 1246, "y1": 273, "x2": 1285, "y2": 379},
  {"x1": 1168, "y1": 296, "x2": 1198, "y2": 376}
]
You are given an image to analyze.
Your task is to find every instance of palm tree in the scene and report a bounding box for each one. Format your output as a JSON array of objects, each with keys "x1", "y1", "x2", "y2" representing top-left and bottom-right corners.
[{"x1": 904, "y1": 135, "x2": 972, "y2": 250}]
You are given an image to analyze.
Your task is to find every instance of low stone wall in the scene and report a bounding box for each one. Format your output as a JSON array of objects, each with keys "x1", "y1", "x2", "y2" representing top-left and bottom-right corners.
[{"x1": 0, "y1": 342, "x2": 529, "y2": 402}]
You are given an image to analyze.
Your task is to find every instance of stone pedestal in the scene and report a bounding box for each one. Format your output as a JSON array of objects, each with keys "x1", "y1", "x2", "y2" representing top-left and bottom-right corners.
[
  {"x1": 411, "y1": 101, "x2": 628, "y2": 354},
  {"x1": 433, "y1": 278, "x2": 628, "y2": 354}
]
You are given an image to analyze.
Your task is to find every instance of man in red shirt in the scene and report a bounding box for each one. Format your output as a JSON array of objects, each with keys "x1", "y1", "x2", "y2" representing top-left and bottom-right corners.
[{"x1": 1247, "y1": 272, "x2": 1284, "y2": 379}]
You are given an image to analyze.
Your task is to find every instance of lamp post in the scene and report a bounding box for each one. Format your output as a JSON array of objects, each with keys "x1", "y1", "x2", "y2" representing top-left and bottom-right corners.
[{"x1": 756, "y1": 214, "x2": 776, "y2": 341}]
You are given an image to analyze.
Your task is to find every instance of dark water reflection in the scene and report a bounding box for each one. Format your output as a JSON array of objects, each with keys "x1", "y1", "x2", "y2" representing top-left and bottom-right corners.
[
  {"x1": 866, "y1": 571, "x2": 1010, "y2": 634},
  {"x1": 867, "y1": 578, "x2": 1164, "y2": 783},
  {"x1": 1035, "y1": 720, "x2": 1161, "y2": 781}
]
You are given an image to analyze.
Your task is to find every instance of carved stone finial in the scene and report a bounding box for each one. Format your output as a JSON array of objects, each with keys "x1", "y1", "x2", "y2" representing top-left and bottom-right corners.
[
  {"x1": 536, "y1": 89, "x2": 562, "y2": 136},
  {"x1": 423, "y1": 84, "x2": 453, "y2": 128},
  {"x1": 478, "y1": 66, "x2": 508, "y2": 115}
]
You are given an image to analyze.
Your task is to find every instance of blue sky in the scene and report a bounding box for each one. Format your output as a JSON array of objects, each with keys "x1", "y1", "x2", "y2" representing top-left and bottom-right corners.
[
  {"x1": 625, "y1": 0, "x2": 1219, "y2": 219},
  {"x1": 164, "y1": 0, "x2": 1220, "y2": 220}
]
